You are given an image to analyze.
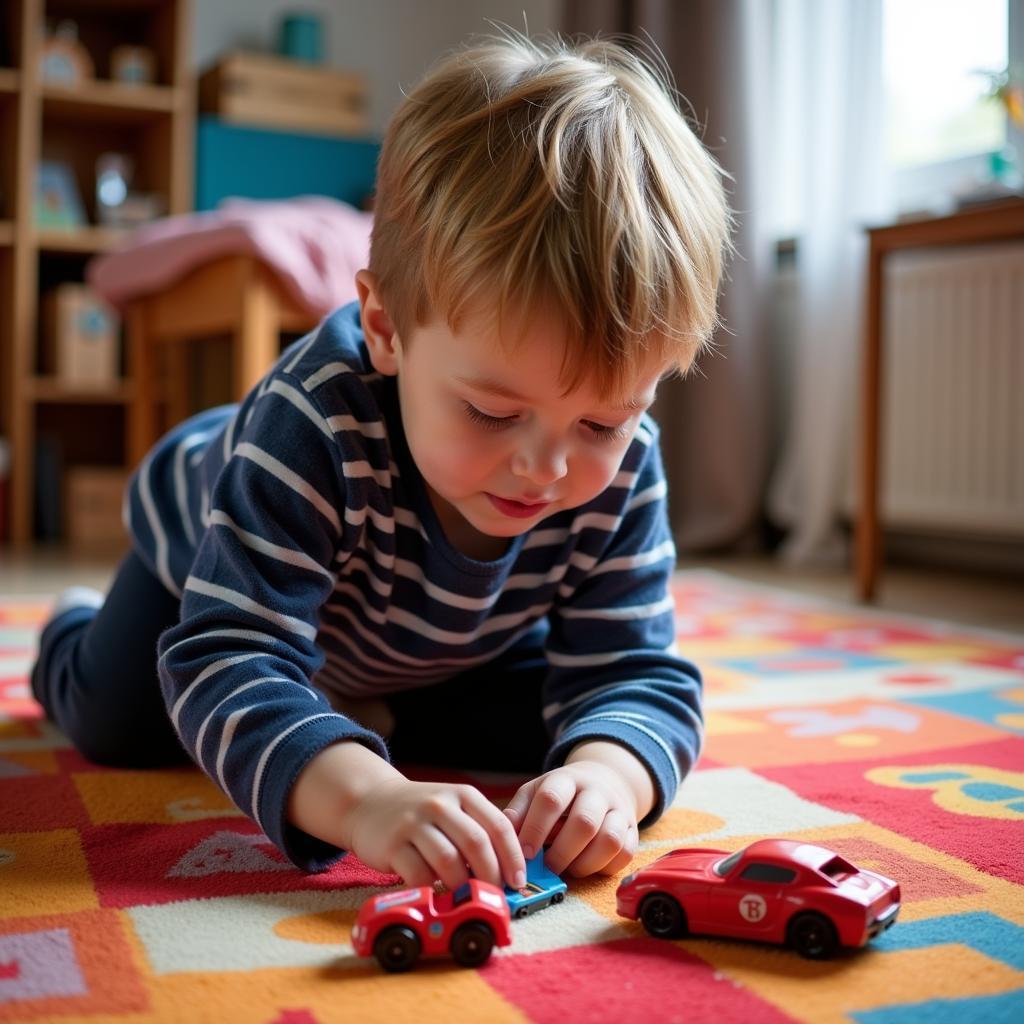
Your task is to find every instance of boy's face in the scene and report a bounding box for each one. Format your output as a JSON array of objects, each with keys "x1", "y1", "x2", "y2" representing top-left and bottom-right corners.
[{"x1": 361, "y1": 284, "x2": 663, "y2": 553}]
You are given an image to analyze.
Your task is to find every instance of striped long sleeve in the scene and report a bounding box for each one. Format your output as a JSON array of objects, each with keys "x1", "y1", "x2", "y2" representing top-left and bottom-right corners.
[{"x1": 154, "y1": 367, "x2": 388, "y2": 872}]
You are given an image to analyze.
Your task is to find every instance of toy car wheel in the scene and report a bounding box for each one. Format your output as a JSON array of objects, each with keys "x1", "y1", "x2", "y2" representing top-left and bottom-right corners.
[
  {"x1": 788, "y1": 912, "x2": 838, "y2": 960},
  {"x1": 552, "y1": 892, "x2": 565, "y2": 904},
  {"x1": 639, "y1": 893, "x2": 687, "y2": 939},
  {"x1": 450, "y1": 921, "x2": 496, "y2": 967},
  {"x1": 514, "y1": 906, "x2": 530, "y2": 919},
  {"x1": 373, "y1": 926, "x2": 421, "y2": 973}
]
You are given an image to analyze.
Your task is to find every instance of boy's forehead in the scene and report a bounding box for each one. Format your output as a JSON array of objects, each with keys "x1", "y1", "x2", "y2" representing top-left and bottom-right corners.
[
  {"x1": 454, "y1": 371, "x2": 656, "y2": 412},
  {"x1": 417, "y1": 301, "x2": 667, "y2": 407}
]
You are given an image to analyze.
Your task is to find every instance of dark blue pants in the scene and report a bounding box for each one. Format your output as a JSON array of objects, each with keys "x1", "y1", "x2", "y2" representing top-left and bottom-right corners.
[{"x1": 31, "y1": 550, "x2": 550, "y2": 773}]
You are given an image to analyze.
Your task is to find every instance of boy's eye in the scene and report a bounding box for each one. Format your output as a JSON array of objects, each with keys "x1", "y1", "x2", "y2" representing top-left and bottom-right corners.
[
  {"x1": 583, "y1": 420, "x2": 631, "y2": 442},
  {"x1": 463, "y1": 402, "x2": 517, "y2": 430}
]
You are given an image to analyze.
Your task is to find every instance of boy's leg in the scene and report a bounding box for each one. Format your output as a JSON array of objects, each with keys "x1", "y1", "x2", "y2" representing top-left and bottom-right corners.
[
  {"x1": 30, "y1": 549, "x2": 189, "y2": 768},
  {"x1": 386, "y1": 634, "x2": 551, "y2": 774}
]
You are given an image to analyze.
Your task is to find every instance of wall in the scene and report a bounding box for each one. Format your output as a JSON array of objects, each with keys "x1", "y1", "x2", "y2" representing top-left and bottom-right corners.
[{"x1": 193, "y1": 0, "x2": 562, "y2": 136}]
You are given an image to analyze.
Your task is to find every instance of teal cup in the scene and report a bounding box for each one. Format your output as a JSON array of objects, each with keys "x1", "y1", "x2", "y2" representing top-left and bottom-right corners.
[{"x1": 278, "y1": 13, "x2": 323, "y2": 63}]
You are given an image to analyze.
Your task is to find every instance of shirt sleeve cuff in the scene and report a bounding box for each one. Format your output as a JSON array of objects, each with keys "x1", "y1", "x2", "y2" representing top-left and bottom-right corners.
[
  {"x1": 543, "y1": 718, "x2": 689, "y2": 830},
  {"x1": 257, "y1": 716, "x2": 391, "y2": 872}
]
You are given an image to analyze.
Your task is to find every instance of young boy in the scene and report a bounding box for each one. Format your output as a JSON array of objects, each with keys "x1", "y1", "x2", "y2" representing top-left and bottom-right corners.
[{"x1": 32, "y1": 32, "x2": 729, "y2": 894}]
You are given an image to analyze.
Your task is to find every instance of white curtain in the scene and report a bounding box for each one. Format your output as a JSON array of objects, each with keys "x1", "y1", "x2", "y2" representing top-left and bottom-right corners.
[{"x1": 766, "y1": 0, "x2": 894, "y2": 564}]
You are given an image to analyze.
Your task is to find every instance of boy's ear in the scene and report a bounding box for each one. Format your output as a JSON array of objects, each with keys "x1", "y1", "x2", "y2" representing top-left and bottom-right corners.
[{"x1": 355, "y1": 269, "x2": 402, "y2": 376}]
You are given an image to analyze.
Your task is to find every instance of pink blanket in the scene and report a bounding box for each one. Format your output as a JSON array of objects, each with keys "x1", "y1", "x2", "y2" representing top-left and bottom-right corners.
[{"x1": 87, "y1": 196, "x2": 373, "y2": 318}]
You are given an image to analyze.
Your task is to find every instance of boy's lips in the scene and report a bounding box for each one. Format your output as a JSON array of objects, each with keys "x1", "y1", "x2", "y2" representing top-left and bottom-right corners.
[{"x1": 486, "y1": 493, "x2": 552, "y2": 518}]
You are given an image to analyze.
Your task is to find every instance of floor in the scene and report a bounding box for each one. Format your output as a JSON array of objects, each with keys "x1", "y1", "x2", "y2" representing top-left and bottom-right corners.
[{"x1": 2, "y1": 545, "x2": 1021, "y2": 636}]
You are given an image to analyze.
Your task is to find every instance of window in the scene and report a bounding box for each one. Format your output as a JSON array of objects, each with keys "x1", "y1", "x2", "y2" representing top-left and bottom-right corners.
[
  {"x1": 883, "y1": 0, "x2": 1021, "y2": 210},
  {"x1": 884, "y1": 0, "x2": 1009, "y2": 168},
  {"x1": 738, "y1": 863, "x2": 798, "y2": 884}
]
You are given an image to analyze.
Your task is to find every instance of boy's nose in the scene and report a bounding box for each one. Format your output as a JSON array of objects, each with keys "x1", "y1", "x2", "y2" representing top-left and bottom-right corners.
[{"x1": 511, "y1": 441, "x2": 568, "y2": 486}]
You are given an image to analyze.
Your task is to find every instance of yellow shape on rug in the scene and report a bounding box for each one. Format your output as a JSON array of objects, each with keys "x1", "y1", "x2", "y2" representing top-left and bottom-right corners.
[
  {"x1": 0, "y1": 829, "x2": 99, "y2": 918},
  {"x1": 73, "y1": 768, "x2": 242, "y2": 824}
]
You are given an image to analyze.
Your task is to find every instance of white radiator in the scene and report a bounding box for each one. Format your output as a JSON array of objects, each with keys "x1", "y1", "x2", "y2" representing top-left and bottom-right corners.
[{"x1": 881, "y1": 243, "x2": 1024, "y2": 538}]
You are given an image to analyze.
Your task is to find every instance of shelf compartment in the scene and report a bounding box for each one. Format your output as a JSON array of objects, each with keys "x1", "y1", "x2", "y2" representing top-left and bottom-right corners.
[
  {"x1": 36, "y1": 226, "x2": 131, "y2": 254},
  {"x1": 29, "y1": 377, "x2": 135, "y2": 404},
  {"x1": 42, "y1": 81, "x2": 179, "y2": 124},
  {"x1": 0, "y1": 0, "x2": 24, "y2": 71},
  {"x1": 45, "y1": 0, "x2": 184, "y2": 90},
  {"x1": 0, "y1": 89, "x2": 16, "y2": 221},
  {"x1": 40, "y1": 100, "x2": 175, "y2": 226}
]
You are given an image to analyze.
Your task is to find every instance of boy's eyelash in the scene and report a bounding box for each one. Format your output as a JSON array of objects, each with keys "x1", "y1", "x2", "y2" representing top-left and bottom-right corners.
[
  {"x1": 463, "y1": 402, "x2": 630, "y2": 442},
  {"x1": 463, "y1": 402, "x2": 516, "y2": 430},
  {"x1": 584, "y1": 421, "x2": 631, "y2": 442}
]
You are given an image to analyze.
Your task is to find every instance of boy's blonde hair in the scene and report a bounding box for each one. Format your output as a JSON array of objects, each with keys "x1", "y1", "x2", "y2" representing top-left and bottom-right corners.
[{"x1": 369, "y1": 31, "x2": 731, "y2": 397}]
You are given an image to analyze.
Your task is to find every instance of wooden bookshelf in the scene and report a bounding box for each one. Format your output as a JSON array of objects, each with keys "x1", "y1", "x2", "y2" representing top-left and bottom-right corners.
[
  {"x1": 36, "y1": 225, "x2": 131, "y2": 253},
  {"x1": 0, "y1": 0, "x2": 193, "y2": 546},
  {"x1": 29, "y1": 377, "x2": 137, "y2": 404},
  {"x1": 42, "y1": 80, "x2": 181, "y2": 121}
]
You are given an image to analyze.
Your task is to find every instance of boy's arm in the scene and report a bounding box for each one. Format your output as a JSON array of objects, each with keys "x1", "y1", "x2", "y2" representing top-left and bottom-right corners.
[
  {"x1": 156, "y1": 370, "x2": 389, "y2": 872},
  {"x1": 541, "y1": 422, "x2": 703, "y2": 828}
]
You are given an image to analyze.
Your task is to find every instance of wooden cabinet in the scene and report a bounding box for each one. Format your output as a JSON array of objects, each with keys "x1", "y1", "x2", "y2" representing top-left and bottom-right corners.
[{"x1": 0, "y1": 0, "x2": 193, "y2": 546}]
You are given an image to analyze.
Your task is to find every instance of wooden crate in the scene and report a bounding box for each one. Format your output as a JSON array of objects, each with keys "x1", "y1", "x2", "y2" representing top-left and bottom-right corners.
[
  {"x1": 42, "y1": 284, "x2": 121, "y2": 385},
  {"x1": 199, "y1": 51, "x2": 367, "y2": 137},
  {"x1": 64, "y1": 466, "x2": 129, "y2": 548}
]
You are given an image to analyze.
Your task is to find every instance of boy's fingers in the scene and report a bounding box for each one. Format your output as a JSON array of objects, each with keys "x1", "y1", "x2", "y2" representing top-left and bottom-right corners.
[
  {"x1": 600, "y1": 836, "x2": 637, "y2": 877},
  {"x1": 563, "y1": 809, "x2": 631, "y2": 878},
  {"x1": 502, "y1": 780, "x2": 537, "y2": 829},
  {"x1": 412, "y1": 824, "x2": 470, "y2": 891},
  {"x1": 517, "y1": 774, "x2": 575, "y2": 861},
  {"x1": 392, "y1": 844, "x2": 437, "y2": 888},
  {"x1": 461, "y1": 788, "x2": 526, "y2": 889},
  {"x1": 544, "y1": 789, "x2": 607, "y2": 875}
]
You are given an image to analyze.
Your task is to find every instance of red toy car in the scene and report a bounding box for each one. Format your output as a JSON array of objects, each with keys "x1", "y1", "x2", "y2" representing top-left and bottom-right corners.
[
  {"x1": 352, "y1": 879, "x2": 513, "y2": 972},
  {"x1": 616, "y1": 838, "x2": 900, "y2": 959}
]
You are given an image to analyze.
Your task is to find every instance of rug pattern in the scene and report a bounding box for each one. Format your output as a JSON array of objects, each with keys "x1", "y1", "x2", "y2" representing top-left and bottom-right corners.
[{"x1": 1, "y1": 571, "x2": 1022, "y2": 1023}]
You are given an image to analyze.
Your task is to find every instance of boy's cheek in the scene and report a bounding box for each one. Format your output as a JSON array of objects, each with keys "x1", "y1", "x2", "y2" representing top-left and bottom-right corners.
[{"x1": 429, "y1": 433, "x2": 502, "y2": 484}]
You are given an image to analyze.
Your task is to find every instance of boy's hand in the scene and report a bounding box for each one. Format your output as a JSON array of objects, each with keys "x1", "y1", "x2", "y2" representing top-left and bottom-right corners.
[
  {"x1": 503, "y1": 740, "x2": 655, "y2": 878},
  {"x1": 345, "y1": 777, "x2": 527, "y2": 892}
]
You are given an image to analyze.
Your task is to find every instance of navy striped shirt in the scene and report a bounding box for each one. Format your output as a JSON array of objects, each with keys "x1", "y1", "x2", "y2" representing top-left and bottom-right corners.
[{"x1": 126, "y1": 302, "x2": 703, "y2": 871}]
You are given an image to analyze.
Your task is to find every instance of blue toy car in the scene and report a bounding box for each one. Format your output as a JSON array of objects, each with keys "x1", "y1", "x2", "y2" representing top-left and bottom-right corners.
[{"x1": 504, "y1": 850, "x2": 568, "y2": 918}]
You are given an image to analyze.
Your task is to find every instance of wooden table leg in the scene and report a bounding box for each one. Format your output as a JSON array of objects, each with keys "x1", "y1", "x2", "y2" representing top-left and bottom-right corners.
[
  {"x1": 127, "y1": 303, "x2": 158, "y2": 467},
  {"x1": 233, "y1": 271, "x2": 280, "y2": 400},
  {"x1": 164, "y1": 342, "x2": 191, "y2": 430},
  {"x1": 857, "y1": 243, "x2": 884, "y2": 602}
]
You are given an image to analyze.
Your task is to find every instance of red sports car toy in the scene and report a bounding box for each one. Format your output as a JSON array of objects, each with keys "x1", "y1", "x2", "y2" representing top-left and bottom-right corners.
[
  {"x1": 352, "y1": 879, "x2": 513, "y2": 972},
  {"x1": 616, "y1": 838, "x2": 900, "y2": 959}
]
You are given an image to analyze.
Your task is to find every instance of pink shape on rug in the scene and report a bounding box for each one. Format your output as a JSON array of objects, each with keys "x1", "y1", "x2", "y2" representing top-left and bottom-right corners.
[{"x1": 83, "y1": 820, "x2": 398, "y2": 908}]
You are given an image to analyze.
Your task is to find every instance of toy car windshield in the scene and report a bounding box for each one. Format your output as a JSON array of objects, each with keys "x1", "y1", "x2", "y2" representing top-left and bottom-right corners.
[{"x1": 714, "y1": 850, "x2": 743, "y2": 877}]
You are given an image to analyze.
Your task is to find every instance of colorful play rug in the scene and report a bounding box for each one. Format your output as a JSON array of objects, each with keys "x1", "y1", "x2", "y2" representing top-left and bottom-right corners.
[{"x1": 1, "y1": 571, "x2": 1022, "y2": 1023}]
